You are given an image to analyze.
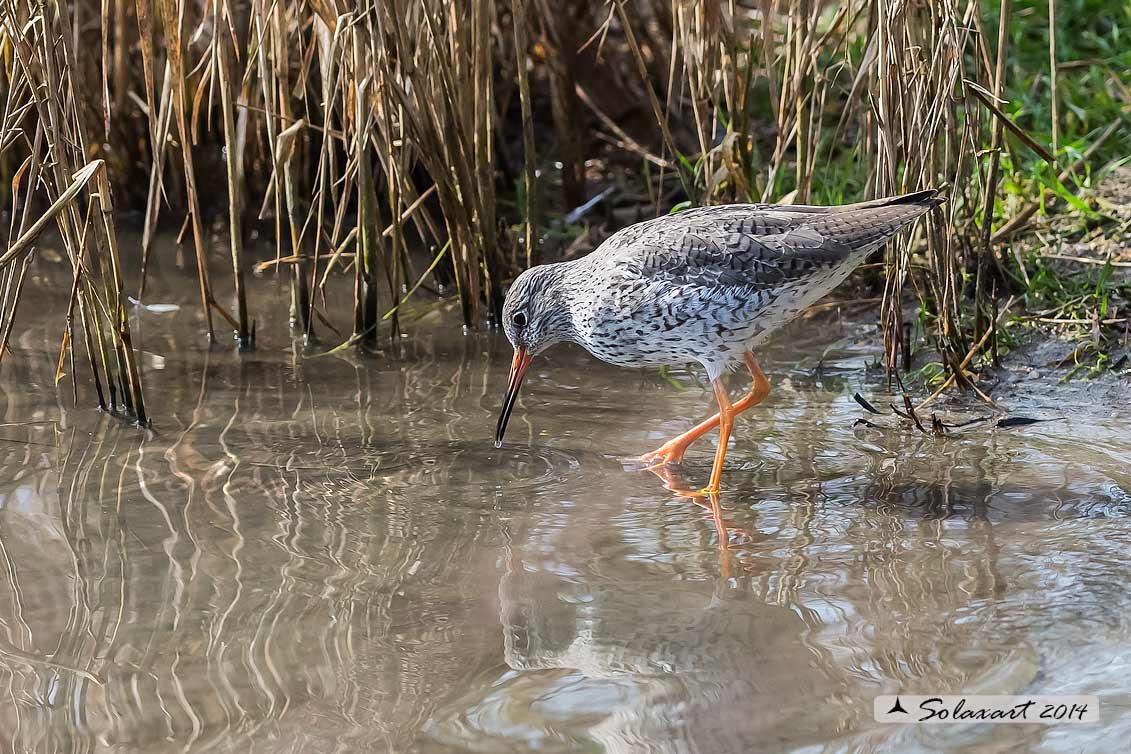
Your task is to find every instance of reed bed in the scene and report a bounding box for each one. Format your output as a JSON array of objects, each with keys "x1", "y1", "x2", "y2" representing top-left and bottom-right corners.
[{"x1": 1, "y1": 0, "x2": 1127, "y2": 414}]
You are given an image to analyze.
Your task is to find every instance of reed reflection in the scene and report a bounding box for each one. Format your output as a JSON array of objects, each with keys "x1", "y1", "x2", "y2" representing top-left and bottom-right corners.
[
  {"x1": 0, "y1": 346, "x2": 513, "y2": 753},
  {"x1": 0, "y1": 313, "x2": 1128, "y2": 754}
]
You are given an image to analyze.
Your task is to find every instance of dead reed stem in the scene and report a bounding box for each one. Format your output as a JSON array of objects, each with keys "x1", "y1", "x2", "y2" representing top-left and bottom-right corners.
[
  {"x1": 511, "y1": 0, "x2": 538, "y2": 269},
  {"x1": 217, "y1": 1, "x2": 251, "y2": 348},
  {"x1": 975, "y1": 0, "x2": 1012, "y2": 354}
]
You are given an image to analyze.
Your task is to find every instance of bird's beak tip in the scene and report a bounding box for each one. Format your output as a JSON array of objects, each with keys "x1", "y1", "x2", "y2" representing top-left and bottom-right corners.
[{"x1": 495, "y1": 347, "x2": 533, "y2": 448}]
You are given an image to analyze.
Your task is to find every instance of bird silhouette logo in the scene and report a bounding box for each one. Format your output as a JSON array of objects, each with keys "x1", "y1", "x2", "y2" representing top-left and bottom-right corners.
[{"x1": 887, "y1": 697, "x2": 909, "y2": 715}]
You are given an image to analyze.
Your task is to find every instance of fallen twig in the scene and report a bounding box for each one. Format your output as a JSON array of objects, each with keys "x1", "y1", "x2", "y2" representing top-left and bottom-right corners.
[
  {"x1": 853, "y1": 392, "x2": 882, "y2": 414},
  {"x1": 1037, "y1": 254, "x2": 1131, "y2": 268},
  {"x1": 917, "y1": 295, "x2": 1018, "y2": 410}
]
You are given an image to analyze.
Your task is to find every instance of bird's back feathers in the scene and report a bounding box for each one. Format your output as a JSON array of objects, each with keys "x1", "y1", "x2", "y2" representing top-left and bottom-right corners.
[{"x1": 596, "y1": 189, "x2": 942, "y2": 292}]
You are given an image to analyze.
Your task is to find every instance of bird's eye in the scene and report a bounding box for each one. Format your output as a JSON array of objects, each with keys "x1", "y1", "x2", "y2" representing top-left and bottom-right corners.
[{"x1": 512, "y1": 311, "x2": 527, "y2": 329}]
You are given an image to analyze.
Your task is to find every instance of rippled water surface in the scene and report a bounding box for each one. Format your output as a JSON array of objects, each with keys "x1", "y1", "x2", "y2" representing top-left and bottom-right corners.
[{"x1": 2, "y1": 247, "x2": 1130, "y2": 753}]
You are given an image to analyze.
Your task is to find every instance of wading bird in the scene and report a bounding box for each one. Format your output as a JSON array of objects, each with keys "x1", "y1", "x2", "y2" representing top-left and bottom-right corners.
[{"x1": 495, "y1": 190, "x2": 942, "y2": 493}]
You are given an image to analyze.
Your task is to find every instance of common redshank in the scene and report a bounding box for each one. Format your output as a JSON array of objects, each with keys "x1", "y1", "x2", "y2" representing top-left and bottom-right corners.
[{"x1": 495, "y1": 189, "x2": 942, "y2": 493}]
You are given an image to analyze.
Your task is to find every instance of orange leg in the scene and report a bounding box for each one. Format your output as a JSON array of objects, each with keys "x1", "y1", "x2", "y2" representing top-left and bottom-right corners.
[
  {"x1": 704, "y1": 378, "x2": 736, "y2": 494},
  {"x1": 641, "y1": 353, "x2": 771, "y2": 470}
]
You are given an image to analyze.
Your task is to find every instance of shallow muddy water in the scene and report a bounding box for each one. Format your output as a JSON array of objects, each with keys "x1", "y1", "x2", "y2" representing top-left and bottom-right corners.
[{"x1": 1, "y1": 244, "x2": 1130, "y2": 753}]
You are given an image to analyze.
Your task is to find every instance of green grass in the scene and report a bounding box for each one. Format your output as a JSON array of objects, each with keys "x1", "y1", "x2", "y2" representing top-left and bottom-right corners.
[{"x1": 996, "y1": 0, "x2": 1131, "y2": 199}]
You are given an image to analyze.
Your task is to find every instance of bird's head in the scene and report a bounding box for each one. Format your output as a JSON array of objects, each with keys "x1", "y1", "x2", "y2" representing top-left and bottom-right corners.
[{"x1": 495, "y1": 264, "x2": 574, "y2": 447}]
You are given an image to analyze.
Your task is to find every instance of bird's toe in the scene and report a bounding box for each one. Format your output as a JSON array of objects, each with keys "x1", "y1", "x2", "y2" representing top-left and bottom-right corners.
[{"x1": 639, "y1": 445, "x2": 686, "y2": 468}]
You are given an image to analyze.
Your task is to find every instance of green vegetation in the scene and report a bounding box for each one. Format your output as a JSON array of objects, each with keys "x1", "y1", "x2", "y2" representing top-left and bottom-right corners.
[{"x1": 0, "y1": 0, "x2": 1127, "y2": 420}]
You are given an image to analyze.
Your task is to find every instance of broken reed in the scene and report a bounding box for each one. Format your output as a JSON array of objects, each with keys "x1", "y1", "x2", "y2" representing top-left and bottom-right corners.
[{"x1": 2, "y1": 0, "x2": 1056, "y2": 412}]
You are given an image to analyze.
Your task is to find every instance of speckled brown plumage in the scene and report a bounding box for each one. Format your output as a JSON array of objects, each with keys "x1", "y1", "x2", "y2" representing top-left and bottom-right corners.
[{"x1": 495, "y1": 189, "x2": 942, "y2": 492}]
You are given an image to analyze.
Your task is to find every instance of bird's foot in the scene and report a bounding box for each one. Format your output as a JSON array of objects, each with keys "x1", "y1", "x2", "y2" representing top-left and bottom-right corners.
[{"x1": 638, "y1": 443, "x2": 689, "y2": 470}]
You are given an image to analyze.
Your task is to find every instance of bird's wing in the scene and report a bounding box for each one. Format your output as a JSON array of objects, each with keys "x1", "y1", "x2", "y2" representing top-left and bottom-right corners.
[
  {"x1": 606, "y1": 191, "x2": 940, "y2": 291},
  {"x1": 609, "y1": 206, "x2": 848, "y2": 292}
]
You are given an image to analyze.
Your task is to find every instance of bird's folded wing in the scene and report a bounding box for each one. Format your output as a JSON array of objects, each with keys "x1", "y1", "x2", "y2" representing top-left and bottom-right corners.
[{"x1": 616, "y1": 206, "x2": 855, "y2": 292}]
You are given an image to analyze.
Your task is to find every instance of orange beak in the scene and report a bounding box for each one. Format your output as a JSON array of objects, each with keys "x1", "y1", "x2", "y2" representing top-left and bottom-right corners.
[{"x1": 495, "y1": 346, "x2": 534, "y2": 447}]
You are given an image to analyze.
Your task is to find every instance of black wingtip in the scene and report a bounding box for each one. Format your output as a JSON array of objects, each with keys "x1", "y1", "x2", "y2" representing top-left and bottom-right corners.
[
  {"x1": 845, "y1": 188, "x2": 947, "y2": 214},
  {"x1": 889, "y1": 188, "x2": 947, "y2": 208}
]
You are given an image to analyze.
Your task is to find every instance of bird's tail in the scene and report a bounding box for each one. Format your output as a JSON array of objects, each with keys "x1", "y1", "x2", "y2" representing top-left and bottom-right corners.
[{"x1": 784, "y1": 188, "x2": 941, "y2": 259}]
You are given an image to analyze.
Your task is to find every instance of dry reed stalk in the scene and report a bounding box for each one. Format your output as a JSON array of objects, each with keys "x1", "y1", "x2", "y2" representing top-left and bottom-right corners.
[
  {"x1": 829, "y1": 1, "x2": 974, "y2": 376},
  {"x1": 138, "y1": 64, "x2": 173, "y2": 292},
  {"x1": 1, "y1": 2, "x2": 147, "y2": 420},
  {"x1": 370, "y1": 0, "x2": 504, "y2": 327},
  {"x1": 216, "y1": 0, "x2": 251, "y2": 347},
  {"x1": 352, "y1": 20, "x2": 381, "y2": 349},
  {"x1": 158, "y1": 0, "x2": 218, "y2": 340},
  {"x1": 1048, "y1": 0, "x2": 1058, "y2": 156},
  {"x1": 92, "y1": 167, "x2": 148, "y2": 421},
  {"x1": 511, "y1": 0, "x2": 538, "y2": 268},
  {"x1": 975, "y1": 0, "x2": 1012, "y2": 350}
]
